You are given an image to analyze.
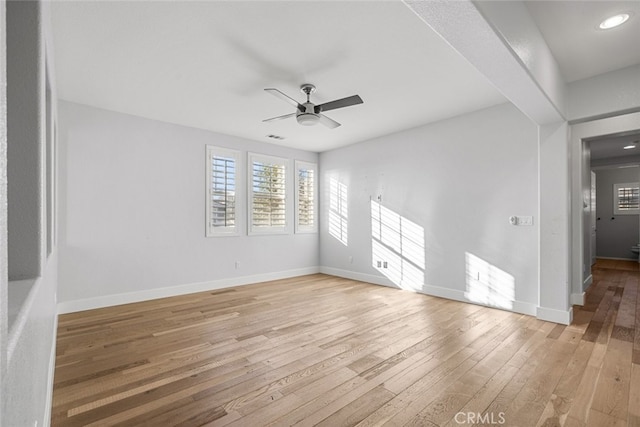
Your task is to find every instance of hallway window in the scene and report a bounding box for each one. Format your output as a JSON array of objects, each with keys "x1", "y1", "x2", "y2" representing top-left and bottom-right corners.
[{"x1": 614, "y1": 182, "x2": 640, "y2": 215}]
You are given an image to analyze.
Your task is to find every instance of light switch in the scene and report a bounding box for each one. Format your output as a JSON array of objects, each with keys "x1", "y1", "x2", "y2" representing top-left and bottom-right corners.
[
  {"x1": 509, "y1": 215, "x2": 533, "y2": 226},
  {"x1": 519, "y1": 216, "x2": 533, "y2": 226}
]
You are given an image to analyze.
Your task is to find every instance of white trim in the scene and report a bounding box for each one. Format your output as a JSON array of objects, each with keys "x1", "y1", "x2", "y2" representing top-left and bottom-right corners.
[
  {"x1": 320, "y1": 266, "x2": 393, "y2": 288},
  {"x1": 205, "y1": 145, "x2": 241, "y2": 237},
  {"x1": 536, "y1": 306, "x2": 573, "y2": 325},
  {"x1": 595, "y1": 256, "x2": 638, "y2": 261},
  {"x1": 57, "y1": 267, "x2": 320, "y2": 314},
  {"x1": 320, "y1": 266, "x2": 538, "y2": 317},
  {"x1": 294, "y1": 160, "x2": 318, "y2": 234},
  {"x1": 583, "y1": 273, "x2": 593, "y2": 292},
  {"x1": 570, "y1": 292, "x2": 585, "y2": 306}
]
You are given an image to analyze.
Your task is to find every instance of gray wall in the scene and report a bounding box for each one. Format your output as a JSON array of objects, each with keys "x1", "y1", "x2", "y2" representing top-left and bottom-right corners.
[
  {"x1": 0, "y1": 0, "x2": 7, "y2": 422},
  {"x1": 320, "y1": 102, "x2": 540, "y2": 314},
  {"x1": 57, "y1": 101, "x2": 319, "y2": 308},
  {"x1": 594, "y1": 167, "x2": 640, "y2": 260},
  {"x1": 7, "y1": 0, "x2": 41, "y2": 280}
]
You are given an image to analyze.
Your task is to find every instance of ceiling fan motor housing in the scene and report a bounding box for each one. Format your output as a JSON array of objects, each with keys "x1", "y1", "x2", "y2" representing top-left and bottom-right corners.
[{"x1": 296, "y1": 102, "x2": 320, "y2": 126}]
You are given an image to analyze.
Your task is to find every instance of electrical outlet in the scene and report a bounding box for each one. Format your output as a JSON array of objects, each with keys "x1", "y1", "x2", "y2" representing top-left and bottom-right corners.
[
  {"x1": 383, "y1": 261, "x2": 388, "y2": 268},
  {"x1": 349, "y1": 256, "x2": 353, "y2": 264},
  {"x1": 235, "y1": 261, "x2": 240, "y2": 269},
  {"x1": 377, "y1": 260, "x2": 382, "y2": 268}
]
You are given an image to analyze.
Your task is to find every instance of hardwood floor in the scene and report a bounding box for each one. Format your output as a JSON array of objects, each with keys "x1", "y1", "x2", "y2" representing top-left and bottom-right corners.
[{"x1": 51, "y1": 267, "x2": 640, "y2": 426}]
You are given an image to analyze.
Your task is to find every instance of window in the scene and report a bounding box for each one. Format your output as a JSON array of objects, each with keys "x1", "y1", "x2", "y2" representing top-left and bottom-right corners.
[
  {"x1": 329, "y1": 177, "x2": 348, "y2": 245},
  {"x1": 614, "y1": 182, "x2": 640, "y2": 215},
  {"x1": 249, "y1": 153, "x2": 289, "y2": 234},
  {"x1": 206, "y1": 146, "x2": 239, "y2": 236},
  {"x1": 295, "y1": 161, "x2": 317, "y2": 233}
]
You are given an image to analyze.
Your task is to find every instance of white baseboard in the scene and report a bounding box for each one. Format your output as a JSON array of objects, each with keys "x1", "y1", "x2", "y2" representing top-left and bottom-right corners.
[
  {"x1": 583, "y1": 274, "x2": 593, "y2": 292},
  {"x1": 320, "y1": 266, "x2": 394, "y2": 288},
  {"x1": 570, "y1": 292, "x2": 585, "y2": 306},
  {"x1": 57, "y1": 267, "x2": 321, "y2": 314},
  {"x1": 58, "y1": 265, "x2": 565, "y2": 323},
  {"x1": 536, "y1": 306, "x2": 573, "y2": 325},
  {"x1": 320, "y1": 267, "x2": 538, "y2": 317}
]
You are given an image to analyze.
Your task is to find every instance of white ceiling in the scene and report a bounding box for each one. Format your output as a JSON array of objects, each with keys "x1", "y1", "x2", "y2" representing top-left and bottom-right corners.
[
  {"x1": 50, "y1": 1, "x2": 506, "y2": 152},
  {"x1": 51, "y1": 1, "x2": 640, "y2": 152},
  {"x1": 589, "y1": 131, "x2": 640, "y2": 161},
  {"x1": 525, "y1": 1, "x2": 640, "y2": 82}
]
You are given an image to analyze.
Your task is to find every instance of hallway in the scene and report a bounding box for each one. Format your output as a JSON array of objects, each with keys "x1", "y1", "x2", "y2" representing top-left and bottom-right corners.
[{"x1": 567, "y1": 258, "x2": 640, "y2": 425}]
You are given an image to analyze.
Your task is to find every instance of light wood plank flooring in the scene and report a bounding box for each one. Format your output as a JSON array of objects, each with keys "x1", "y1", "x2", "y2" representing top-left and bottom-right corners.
[{"x1": 51, "y1": 267, "x2": 640, "y2": 426}]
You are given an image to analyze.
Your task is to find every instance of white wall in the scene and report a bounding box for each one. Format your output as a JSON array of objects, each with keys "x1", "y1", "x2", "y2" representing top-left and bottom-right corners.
[
  {"x1": 568, "y1": 64, "x2": 640, "y2": 122},
  {"x1": 320, "y1": 102, "x2": 539, "y2": 315},
  {"x1": 594, "y1": 167, "x2": 640, "y2": 260},
  {"x1": 2, "y1": 2, "x2": 59, "y2": 426},
  {"x1": 5, "y1": 256, "x2": 57, "y2": 427},
  {"x1": 57, "y1": 101, "x2": 319, "y2": 311},
  {"x1": 538, "y1": 121, "x2": 571, "y2": 323}
]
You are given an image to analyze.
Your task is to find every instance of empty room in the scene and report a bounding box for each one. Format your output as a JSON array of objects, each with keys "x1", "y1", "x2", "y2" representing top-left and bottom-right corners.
[{"x1": 1, "y1": 0, "x2": 640, "y2": 426}]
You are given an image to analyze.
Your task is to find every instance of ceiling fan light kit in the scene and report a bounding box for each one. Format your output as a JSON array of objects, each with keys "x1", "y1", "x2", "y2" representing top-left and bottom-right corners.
[
  {"x1": 263, "y1": 83, "x2": 363, "y2": 129},
  {"x1": 297, "y1": 113, "x2": 320, "y2": 126}
]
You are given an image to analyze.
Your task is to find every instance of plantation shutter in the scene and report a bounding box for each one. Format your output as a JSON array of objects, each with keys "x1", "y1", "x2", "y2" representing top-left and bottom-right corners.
[
  {"x1": 211, "y1": 156, "x2": 236, "y2": 227},
  {"x1": 295, "y1": 161, "x2": 317, "y2": 233},
  {"x1": 250, "y1": 154, "x2": 287, "y2": 232},
  {"x1": 614, "y1": 182, "x2": 640, "y2": 215},
  {"x1": 206, "y1": 146, "x2": 239, "y2": 236},
  {"x1": 298, "y1": 169, "x2": 314, "y2": 227}
]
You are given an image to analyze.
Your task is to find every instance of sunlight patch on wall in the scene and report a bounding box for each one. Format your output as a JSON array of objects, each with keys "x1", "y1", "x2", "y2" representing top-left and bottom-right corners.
[
  {"x1": 329, "y1": 178, "x2": 348, "y2": 246},
  {"x1": 371, "y1": 200, "x2": 425, "y2": 291},
  {"x1": 464, "y1": 252, "x2": 514, "y2": 310}
]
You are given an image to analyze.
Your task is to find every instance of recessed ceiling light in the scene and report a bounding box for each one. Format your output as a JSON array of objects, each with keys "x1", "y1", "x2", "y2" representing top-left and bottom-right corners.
[
  {"x1": 599, "y1": 13, "x2": 630, "y2": 29},
  {"x1": 624, "y1": 144, "x2": 637, "y2": 149}
]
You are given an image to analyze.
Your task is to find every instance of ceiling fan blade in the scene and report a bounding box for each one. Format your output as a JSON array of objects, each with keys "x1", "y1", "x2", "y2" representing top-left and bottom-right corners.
[
  {"x1": 315, "y1": 95, "x2": 363, "y2": 113},
  {"x1": 318, "y1": 114, "x2": 341, "y2": 129},
  {"x1": 263, "y1": 112, "x2": 296, "y2": 123},
  {"x1": 264, "y1": 88, "x2": 304, "y2": 112}
]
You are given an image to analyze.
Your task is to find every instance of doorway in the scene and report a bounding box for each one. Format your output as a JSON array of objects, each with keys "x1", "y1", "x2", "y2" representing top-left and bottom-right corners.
[
  {"x1": 571, "y1": 112, "x2": 640, "y2": 303},
  {"x1": 589, "y1": 133, "x2": 640, "y2": 266}
]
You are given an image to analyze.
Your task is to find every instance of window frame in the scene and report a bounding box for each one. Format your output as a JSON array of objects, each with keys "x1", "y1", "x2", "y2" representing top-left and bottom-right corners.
[
  {"x1": 613, "y1": 182, "x2": 640, "y2": 215},
  {"x1": 248, "y1": 152, "x2": 290, "y2": 235},
  {"x1": 294, "y1": 160, "x2": 318, "y2": 234},
  {"x1": 205, "y1": 145, "x2": 240, "y2": 237}
]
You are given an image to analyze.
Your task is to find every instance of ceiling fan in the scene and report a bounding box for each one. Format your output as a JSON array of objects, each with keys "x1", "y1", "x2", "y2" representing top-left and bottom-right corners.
[{"x1": 263, "y1": 84, "x2": 363, "y2": 129}]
